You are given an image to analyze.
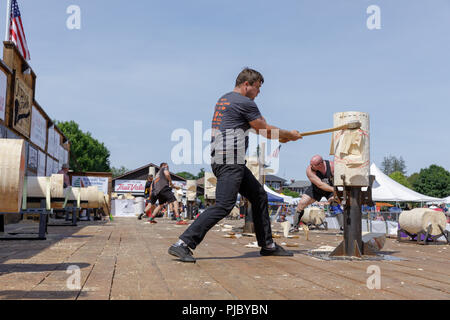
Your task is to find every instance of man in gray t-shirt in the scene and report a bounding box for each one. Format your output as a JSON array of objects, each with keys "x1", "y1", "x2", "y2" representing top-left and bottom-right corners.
[
  {"x1": 210, "y1": 91, "x2": 262, "y2": 165},
  {"x1": 169, "y1": 68, "x2": 303, "y2": 263}
]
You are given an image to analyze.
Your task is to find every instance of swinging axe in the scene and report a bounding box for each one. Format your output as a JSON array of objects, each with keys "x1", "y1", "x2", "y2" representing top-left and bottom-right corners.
[{"x1": 299, "y1": 120, "x2": 361, "y2": 137}]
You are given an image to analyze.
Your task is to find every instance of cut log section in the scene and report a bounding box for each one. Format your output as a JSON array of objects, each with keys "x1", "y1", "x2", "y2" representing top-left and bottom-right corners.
[
  {"x1": 80, "y1": 186, "x2": 99, "y2": 208},
  {"x1": 301, "y1": 207, "x2": 326, "y2": 225},
  {"x1": 0, "y1": 139, "x2": 26, "y2": 213},
  {"x1": 205, "y1": 172, "x2": 216, "y2": 200},
  {"x1": 186, "y1": 180, "x2": 197, "y2": 201},
  {"x1": 27, "y1": 174, "x2": 64, "y2": 198},
  {"x1": 399, "y1": 208, "x2": 447, "y2": 236}
]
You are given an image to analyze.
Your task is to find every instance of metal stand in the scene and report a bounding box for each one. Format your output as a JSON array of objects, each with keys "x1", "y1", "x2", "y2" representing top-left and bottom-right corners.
[
  {"x1": 0, "y1": 208, "x2": 49, "y2": 240},
  {"x1": 186, "y1": 201, "x2": 194, "y2": 220},
  {"x1": 47, "y1": 199, "x2": 80, "y2": 227},
  {"x1": 330, "y1": 175, "x2": 376, "y2": 258},
  {"x1": 397, "y1": 225, "x2": 449, "y2": 245}
]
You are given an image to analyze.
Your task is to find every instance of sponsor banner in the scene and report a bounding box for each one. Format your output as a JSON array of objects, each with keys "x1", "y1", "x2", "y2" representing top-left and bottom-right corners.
[
  {"x1": 72, "y1": 176, "x2": 109, "y2": 194},
  {"x1": 0, "y1": 72, "x2": 6, "y2": 121},
  {"x1": 47, "y1": 126, "x2": 54, "y2": 156},
  {"x1": 46, "y1": 155, "x2": 53, "y2": 177},
  {"x1": 114, "y1": 180, "x2": 146, "y2": 193},
  {"x1": 30, "y1": 106, "x2": 47, "y2": 150},
  {"x1": 28, "y1": 145, "x2": 38, "y2": 170},
  {"x1": 54, "y1": 131, "x2": 60, "y2": 158},
  {"x1": 38, "y1": 150, "x2": 46, "y2": 176},
  {"x1": 54, "y1": 159, "x2": 60, "y2": 173},
  {"x1": 13, "y1": 78, "x2": 33, "y2": 138}
]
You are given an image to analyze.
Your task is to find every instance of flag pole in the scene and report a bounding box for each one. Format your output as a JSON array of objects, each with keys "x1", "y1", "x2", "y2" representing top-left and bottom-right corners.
[{"x1": 5, "y1": 0, "x2": 11, "y2": 41}]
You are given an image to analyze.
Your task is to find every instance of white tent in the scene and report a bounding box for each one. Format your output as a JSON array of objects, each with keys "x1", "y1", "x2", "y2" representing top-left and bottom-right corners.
[
  {"x1": 263, "y1": 185, "x2": 297, "y2": 205},
  {"x1": 442, "y1": 196, "x2": 450, "y2": 204},
  {"x1": 371, "y1": 163, "x2": 443, "y2": 202}
]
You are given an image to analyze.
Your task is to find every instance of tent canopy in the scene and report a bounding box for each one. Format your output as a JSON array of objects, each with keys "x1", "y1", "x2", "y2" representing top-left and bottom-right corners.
[
  {"x1": 371, "y1": 163, "x2": 443, "y2": 202},
  {"x1": 263, "y1": 185, "x2": 297, "y2": 204}
]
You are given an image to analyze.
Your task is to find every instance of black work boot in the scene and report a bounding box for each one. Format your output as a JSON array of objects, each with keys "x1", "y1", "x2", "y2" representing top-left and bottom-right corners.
[
  {"x1": 260, "y1": 243, "x2": 294, "y2": 257},
  {"x1": 168, "y1": 244, "x2": 196, "y2": 263}
]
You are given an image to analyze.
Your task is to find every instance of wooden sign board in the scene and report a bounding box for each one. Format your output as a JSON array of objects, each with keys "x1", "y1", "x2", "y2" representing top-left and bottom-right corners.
[{"x1": 13, "y1": 77, "x2": 33, "y2": 138}]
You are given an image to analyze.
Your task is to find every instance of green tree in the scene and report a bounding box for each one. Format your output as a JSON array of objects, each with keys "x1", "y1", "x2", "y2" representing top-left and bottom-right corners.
[
  {"x1": 196, "y1": 168, "x2": 205, "y2": 180},
  {"x1": 381, "y1": 155, "x2": 407, "y2": 175},
  {"x1": 281, "y1": 188, "x2": 300, "y2": 198},
  {"x1": 111, "y1": 166, "x2": 129, "y2": 178},
  {"x1": 389, "y1": 171, "x2": 412, "y2": 189},
  {"x1": 407, "y1": 172, "x2": 420, "y2": 187},
  {"x1": 176, "y1": 171, "x2": 196, "y2": 180},
  {"x1": 412, "y1": 165, "x2": 450, "y2": 198},
  {"x1": 56, "y1": 120, "x2": 111, "y2": 172}
]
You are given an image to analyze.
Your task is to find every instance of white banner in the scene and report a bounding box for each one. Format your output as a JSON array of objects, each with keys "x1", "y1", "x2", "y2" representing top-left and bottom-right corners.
[
  {"x1": 114, "y1": 180, "x2": 146, "y2": 193},
  {"x1": 30, "y1": 106, "x2": 47, "y2": 150},
  {"x1": 72, "y1": 176, "x2": 109, "y2": 194},
  {"x1": 0, "y1": 72, "x2": 6, "y2": 121},
  {"x1": 38, "y1": 150, "x2": 46, "y2": 176}
]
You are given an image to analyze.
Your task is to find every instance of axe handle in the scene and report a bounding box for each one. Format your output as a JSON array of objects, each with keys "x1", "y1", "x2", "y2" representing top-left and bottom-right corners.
[{"x1": 300, "y1": 124, "x2": 349, "y2": 137}]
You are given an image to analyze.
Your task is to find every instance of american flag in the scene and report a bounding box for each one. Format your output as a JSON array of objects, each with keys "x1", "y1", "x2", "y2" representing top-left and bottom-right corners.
[
  {"x1": 264, "y1": 145, "x2": 282, "y2": 168},
  {"x1": 9, "y1": 0, "x2": 30, "y2": 61},
  {"x1": 270, "y1": 145, "x2": 281, "y2": 159}
]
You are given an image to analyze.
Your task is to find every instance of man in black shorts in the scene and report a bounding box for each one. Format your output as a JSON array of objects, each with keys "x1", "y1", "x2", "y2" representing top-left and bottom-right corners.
[
  {"x1": 147, "y1": 163, "x2": 187, "y2": 225},
  {"x1": 292, "y1": 155, "x2": 335, "y2": 231},
  {"x1": 168, "y1": 68, "x2": 303, "y2": 262}
]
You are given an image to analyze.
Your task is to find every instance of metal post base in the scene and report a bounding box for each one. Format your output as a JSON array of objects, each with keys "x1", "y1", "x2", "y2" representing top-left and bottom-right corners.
[
  {"x1": 330, "y1": 239, "x2": 377, "y2": 258},
  {"x1": 48, "y1": 207, "x2": 79, "y2": 227},
  {"x1": 0, "y1": 209, "x2": 49, "y2": 241}
]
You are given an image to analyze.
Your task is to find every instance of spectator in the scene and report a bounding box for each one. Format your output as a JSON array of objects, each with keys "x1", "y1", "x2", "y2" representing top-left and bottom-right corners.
[{"x1": 57, "y1": 163, "x2": 70, "y2": 188}]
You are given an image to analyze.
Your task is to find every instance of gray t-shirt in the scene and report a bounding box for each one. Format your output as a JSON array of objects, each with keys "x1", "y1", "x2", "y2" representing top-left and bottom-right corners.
[
  {"x1": 210, "y1": 92, "x2": 262, "y2": 165},
  {"x1": 152, "y1": 167, "x2": 170, "y2": 195}
]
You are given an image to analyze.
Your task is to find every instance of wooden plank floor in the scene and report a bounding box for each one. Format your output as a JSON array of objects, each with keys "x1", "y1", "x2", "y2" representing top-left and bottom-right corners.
[{"x1": 0, "y1": 217, "x2": 449, "y2": 300}]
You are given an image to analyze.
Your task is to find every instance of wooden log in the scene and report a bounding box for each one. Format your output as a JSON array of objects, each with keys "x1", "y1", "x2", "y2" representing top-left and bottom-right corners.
[
  {"x1": 87, "y1": 186, "x2": 99, "y2": 208},
  {"x1": 27, "y1": 174, "x2": 64, "y2": 198},
  {"x1": 204, "y1": 172, "x2": 216, "y2": 200},
  {"x1": 186, "y1": 180, "x2": 197, "y2": 201},
  {"x1": 50, "y1": 174, "x2": 64, "y2": 198},
  {"x1": 399, "y1": 208, "x2": 447, "y2": 236},
  {"x1": 332, "y1": 111, "x2": 370, "y2": 187},
  {"x1": 301, "y1": 207, "x2": 326, "y2": 225},
  {"x1": 27, "y1": 177, "x2": 48, "y2": 198},
  {"x1": 0, "y1": 139, "x2": 26, "y2": 213},
  {"x1": 80, "y1": 186, "x2": 99, "y2": 208},
  {"x1": 65, "y1": 187, "x2": 81, "y2": 201}
]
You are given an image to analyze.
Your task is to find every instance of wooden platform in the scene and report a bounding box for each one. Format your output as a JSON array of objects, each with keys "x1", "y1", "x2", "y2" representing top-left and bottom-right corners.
[{"x1": 0, "y1": 217, "x2": 449, "y2": 300}]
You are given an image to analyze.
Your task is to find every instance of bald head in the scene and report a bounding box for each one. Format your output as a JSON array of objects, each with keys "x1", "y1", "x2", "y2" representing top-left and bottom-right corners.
[{"x1": 310, "y1": 155, "x2": 323, "y2": 166}]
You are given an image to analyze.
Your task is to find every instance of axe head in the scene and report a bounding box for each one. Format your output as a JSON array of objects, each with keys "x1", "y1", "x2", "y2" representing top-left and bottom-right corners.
[{"x1": 345, "y1": 120, "x2": 362, "y2": 130}]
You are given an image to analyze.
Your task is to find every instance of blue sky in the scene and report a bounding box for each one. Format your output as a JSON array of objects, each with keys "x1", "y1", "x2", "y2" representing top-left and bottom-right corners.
[{"x1": 4, "y1": 0, "x2": 450, "y2": 180}]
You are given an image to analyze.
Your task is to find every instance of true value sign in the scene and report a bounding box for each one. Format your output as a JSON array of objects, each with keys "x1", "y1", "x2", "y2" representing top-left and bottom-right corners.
[{"x1": 114, "y1": 180, "x2": 145, "y2": 193}]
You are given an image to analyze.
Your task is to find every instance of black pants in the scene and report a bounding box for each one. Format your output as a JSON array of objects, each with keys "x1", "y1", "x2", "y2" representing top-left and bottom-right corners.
[{"x1": 180, "y1": 164, "x2": 273, "y2": 250}]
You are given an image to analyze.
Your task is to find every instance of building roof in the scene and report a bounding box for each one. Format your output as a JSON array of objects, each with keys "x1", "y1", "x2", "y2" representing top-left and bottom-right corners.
[
  {"x1": 287, "y1": 180, "x2": 311, "y2": 188},
  {"x1": 112, "y1": 163, "x2": 187, "y2": 182},
  {"x1": 265, "y1": 175, "x2": 286, "y2": 183}
]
